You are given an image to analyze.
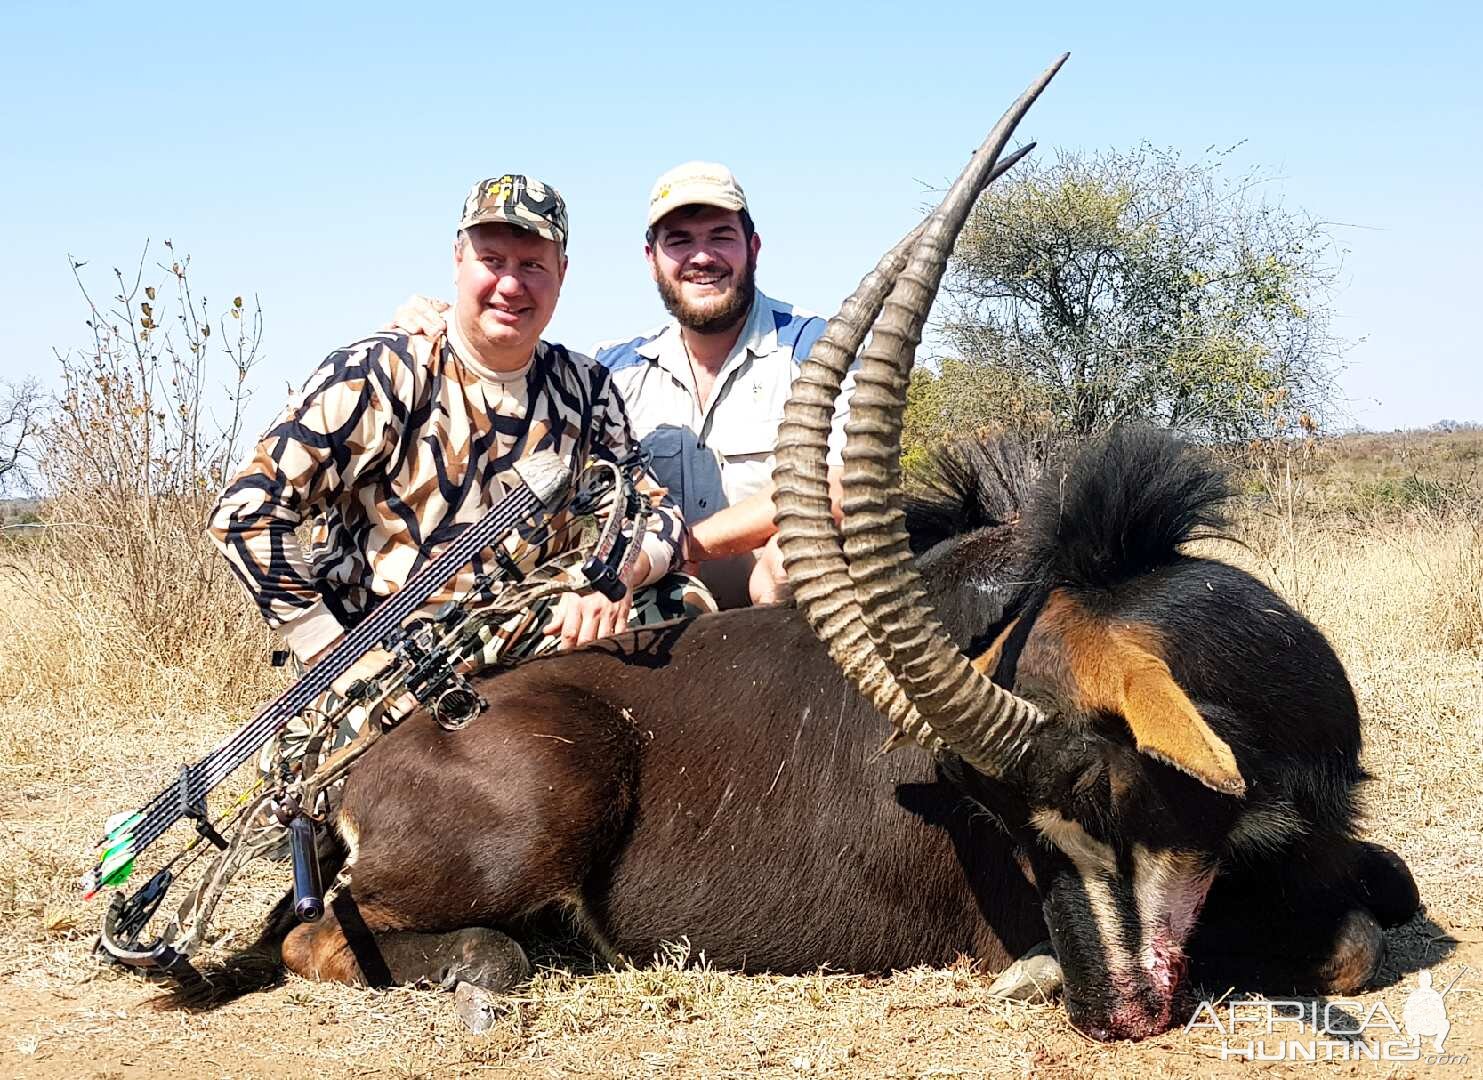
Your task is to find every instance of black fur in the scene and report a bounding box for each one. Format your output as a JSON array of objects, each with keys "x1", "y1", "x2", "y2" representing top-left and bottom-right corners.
[
  {"x1": 269, "y1": 428, "x2": 1419, "y2": 1044},
  {"x1": 1021, "y1": 427, "x2": 1233, "y2": 591},
  {"x1": 904, "y1": 435, "x2": 1040, "y2": 556}
]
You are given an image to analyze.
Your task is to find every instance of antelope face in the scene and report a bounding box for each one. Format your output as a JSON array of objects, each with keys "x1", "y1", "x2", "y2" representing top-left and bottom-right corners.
[
  {"x1": 965, "y1": 731, "x2": 1235, "y2": 1040},
  {"x1": 957, "y1": 590, "x2": 1248, "y2": 1040}
]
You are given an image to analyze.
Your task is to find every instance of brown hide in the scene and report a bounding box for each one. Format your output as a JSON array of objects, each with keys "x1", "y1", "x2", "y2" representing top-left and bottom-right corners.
[
  {"x1": 1020, "y1": 591, "x2": 1246, "y2": 796},
  {"x1": 332, "y1": 609, "x2": 1047, "y2": 976}
]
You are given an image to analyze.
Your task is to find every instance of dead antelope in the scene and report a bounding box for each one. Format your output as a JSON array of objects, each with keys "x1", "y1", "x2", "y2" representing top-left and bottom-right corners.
[{"x1": 274, "y1": 60, "x2": 1419, "y2": 1041}]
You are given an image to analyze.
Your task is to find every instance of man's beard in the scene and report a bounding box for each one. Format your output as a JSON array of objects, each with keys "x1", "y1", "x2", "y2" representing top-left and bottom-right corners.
[{"x1": 657, "y1": 252, "x2": 757, "y2": 335}]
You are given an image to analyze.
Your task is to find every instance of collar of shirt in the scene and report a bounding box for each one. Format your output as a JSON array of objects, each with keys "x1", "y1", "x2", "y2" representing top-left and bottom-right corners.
[
  {"x1": 634, "y1": 289, "x2": 782, "y2": 420},
  {"x1": 445, "y1": 313, "x2": 538, "y2": 384}
]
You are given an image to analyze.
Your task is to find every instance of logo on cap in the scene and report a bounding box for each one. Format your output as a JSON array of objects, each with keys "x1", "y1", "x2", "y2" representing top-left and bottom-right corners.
[
  {"x1": 647, "y1": 162, "x2": 748, "y2": 228},
  {"x1": 460, "y1": 174, "x2": 569, "y2": 247},
  {"x1": 485, "y1": 177, "x2": 515, "y2": 203}
]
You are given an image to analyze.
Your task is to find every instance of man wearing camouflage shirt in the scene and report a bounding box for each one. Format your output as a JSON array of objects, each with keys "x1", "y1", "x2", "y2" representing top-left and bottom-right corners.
[
  {"x1": 210, "y1": 175, "x2": 693, "y2": 684},
  {"x1": 391, "y1": 163, "x2": 851, "y2": 610}
]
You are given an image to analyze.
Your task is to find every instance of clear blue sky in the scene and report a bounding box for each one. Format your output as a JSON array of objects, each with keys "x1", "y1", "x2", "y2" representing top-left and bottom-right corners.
[{"x1": 4, "y1": 1, "x2": 1478, "y2": 442}]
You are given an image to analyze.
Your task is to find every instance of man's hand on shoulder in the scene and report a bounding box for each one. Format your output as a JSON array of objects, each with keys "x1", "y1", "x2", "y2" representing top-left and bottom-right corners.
[{"x1": 384, "y1": 294, "x2": 450, "y2": 338}]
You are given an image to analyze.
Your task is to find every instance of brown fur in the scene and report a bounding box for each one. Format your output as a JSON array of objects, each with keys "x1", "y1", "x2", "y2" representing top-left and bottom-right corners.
[
  {"x1": 970, "y1": 616, "x2": 1020, "y2": 676},
  {"x1": 1025, "y1": 591, "x2": 1245, "y2": 795}
]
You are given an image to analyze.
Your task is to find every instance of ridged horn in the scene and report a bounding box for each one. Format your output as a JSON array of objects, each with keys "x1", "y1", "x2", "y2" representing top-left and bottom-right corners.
[
  {"x1": 774, "y1": 135, "x2": 1044, "y2": 752},
  {"x1": 839, "y1": 55, "x2": 1068, "y2": 777},
  {"x1": 775, "y1": 222, "x2": 929, "y2": 739}
]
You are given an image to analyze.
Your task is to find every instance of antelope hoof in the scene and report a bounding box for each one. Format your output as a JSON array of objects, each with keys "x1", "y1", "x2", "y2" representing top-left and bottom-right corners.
[
  {"x1": 988, "y1": 941, "x2": 1063, "y2": 1003},
  {"x1": 455, "y1": 979, "x2": 510, "y2": 1034},
  {"x1": 433, "y1": 928, "x2": 531, "y2": 992}
]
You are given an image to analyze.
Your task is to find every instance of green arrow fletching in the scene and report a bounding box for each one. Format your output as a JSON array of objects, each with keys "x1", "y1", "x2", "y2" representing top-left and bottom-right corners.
[{"x1": 85, "y1": 811, "x2": 142, "y2": 894}]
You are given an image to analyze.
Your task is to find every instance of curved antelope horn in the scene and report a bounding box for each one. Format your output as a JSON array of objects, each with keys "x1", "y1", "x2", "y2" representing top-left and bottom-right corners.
[
  {"x1": 774, "y1": 221, "x2": 929, "y2": 738},
  {"x1": 839, "y1": 54, "x2": 1068, "y2": 776},
  {"x1": 774, "y1": 81, "x2": 1050, "y2": 757}
]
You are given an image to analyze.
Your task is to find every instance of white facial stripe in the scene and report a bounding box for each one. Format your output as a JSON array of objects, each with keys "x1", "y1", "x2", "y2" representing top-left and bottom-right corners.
[
  {"x1": 1033, "y1": 812, "x2": 1218, "y2": 991},
  {"x1": 1032, "y1": 808, "x2": 1117, "y2": 874},
  {"x1": 1131, "y1": 845, "x2": 1217, "y2": 977},
  {"x1": 1032, "y1": 810, "x2": 1138, "y2": 978}
]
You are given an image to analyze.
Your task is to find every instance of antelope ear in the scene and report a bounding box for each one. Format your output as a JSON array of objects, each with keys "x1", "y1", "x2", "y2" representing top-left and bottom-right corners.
[{"x1": 1115, "y1": 641, "x2": 1246, "y2": 797}]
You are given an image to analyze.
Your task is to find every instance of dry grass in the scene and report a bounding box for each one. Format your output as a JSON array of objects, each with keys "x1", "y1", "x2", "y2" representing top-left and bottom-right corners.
[{"x1": 2, "y1": 506, "x2": 1480, "y2": 1077}]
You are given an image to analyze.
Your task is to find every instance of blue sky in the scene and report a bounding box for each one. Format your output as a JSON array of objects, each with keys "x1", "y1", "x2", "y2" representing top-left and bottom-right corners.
[{"x1": 3, "y1": 1, "x2": 1478, "y2": 442}]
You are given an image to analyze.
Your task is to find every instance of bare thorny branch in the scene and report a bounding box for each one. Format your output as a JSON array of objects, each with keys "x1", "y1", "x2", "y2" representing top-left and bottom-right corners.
[
  {"x1": 33, "y1": 242, "x2": 267, "y2": 660},
  {"x1": 0, "y1": 379, "x2": 43, "y2": 486}
]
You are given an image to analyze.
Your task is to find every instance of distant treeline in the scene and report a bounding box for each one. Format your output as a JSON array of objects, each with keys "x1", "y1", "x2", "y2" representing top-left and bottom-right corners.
[{"x1": 0, "y1": 498, "x2": 41, "y2": 526}]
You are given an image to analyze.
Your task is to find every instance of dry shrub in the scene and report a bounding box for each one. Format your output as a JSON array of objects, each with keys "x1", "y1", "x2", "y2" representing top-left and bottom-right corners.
[
  {"x1": 0, "y1": 245, "x2": 283, "y2": 761},
  {"x1": 1413, "y1": 513, "x2": 1483, "y2": 656},
  {"x1": 1228, "y1": 504, "x2": 1480, "y2": 652}
]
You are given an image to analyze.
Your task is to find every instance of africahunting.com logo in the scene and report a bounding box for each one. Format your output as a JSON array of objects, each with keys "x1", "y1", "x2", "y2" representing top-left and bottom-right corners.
[{"x1": 1186, "y1": 966, "x2": 1470, "y2": 1064}]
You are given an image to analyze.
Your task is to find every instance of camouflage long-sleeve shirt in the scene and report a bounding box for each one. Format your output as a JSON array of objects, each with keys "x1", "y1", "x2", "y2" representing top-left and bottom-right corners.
[{"x1": 209, "y1": 323, "x2": 684, "y2": 661}]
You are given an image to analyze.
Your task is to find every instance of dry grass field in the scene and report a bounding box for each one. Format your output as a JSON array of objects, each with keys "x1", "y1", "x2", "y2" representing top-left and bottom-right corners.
[{"x1": 1, "y1": 430, "x2": 1479, "y2": 1079}]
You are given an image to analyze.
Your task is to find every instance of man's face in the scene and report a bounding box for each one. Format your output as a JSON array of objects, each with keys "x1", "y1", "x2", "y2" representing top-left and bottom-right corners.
[
  {"x1": 453, "y1": 223, "x2": 566, "y2": 369},
  {"x1": 646, "y1": 206, "x2": 761, "y2": 335}
]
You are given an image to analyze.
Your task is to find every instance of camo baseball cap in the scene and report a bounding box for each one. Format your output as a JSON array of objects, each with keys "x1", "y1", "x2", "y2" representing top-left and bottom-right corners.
[
  {"x1": 459, "y1": 174, "x2": 569, "y2": 247},
  {"x1": 647, "y1": 162, "x2": 749, "y2": 228}
]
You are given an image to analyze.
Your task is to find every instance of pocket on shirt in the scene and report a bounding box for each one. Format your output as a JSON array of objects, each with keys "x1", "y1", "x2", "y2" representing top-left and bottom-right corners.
[
  {"x1": 705, "y1": 363, "x2": 790, "y2": 461},
  {"x1": 641, "y1": 426, "x2": 686, "y2": 508}
]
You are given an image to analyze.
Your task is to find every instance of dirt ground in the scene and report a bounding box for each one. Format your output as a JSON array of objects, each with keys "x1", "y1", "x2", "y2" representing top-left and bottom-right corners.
[{"x1": 2, "y1": 518, "x2": 1480, "y2": 1079}]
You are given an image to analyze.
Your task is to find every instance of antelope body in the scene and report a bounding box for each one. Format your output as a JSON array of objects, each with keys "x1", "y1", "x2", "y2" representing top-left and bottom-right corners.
[
  {"x1": 273, "y1": 59, "x2": 1421, "y2": 1040},
  {"x1": 282, "y1": 432, "x2": 1419, "y2": 1041}
]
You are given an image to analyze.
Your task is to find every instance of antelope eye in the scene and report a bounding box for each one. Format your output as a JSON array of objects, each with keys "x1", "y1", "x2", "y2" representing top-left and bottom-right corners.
[{"x1": 1059, "y1": 758, "x2": 1120, "y2": 834}]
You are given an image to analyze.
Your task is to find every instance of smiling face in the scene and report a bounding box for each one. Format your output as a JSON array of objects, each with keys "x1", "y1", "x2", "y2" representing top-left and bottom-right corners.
[
  {"x1": 646, "y1": 205, "x2": 760, "y2": 335},
  {"x1": 453, "y1": 223, "x2": 566, "y2": 371}
]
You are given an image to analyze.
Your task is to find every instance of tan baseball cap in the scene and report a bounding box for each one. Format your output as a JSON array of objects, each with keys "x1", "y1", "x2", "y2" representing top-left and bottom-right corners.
[
  {"x1": 646, "y1": 162, "x2": 749, "y2": 228},
  {"x1": 460, "y1": 174, "x2": 569, "y2": 247}
]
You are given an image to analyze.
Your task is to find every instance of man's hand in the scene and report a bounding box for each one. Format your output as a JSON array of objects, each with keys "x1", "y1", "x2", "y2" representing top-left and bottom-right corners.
[
  {"x1": 383, "y1": 294, "x2": 450, "y2": 338},
  {"x1": 542, "y1": 550, "x2": 652, "y2": 650},
  {"x1": 748, "y1": 534, "x2": 791, "y2": 606}
]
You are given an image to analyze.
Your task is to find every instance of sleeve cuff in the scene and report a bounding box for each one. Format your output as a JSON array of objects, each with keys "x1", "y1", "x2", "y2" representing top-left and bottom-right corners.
[
  {"x1": 277, "y1": 600, "x2": 346, "y2": 663},
  {"x1": 638, "y1": 532, "x2": 673, "y2": 588}
]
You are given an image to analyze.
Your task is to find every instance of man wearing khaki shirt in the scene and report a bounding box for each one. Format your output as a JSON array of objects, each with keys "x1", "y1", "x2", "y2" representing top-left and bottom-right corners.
[{"x1": 395, "y1": 163, "x2": 850, "y2": 609}]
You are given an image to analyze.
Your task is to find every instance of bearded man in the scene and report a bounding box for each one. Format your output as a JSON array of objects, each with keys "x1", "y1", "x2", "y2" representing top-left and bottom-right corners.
[
  {"x1": 591, "y1": 162, "x2": 852, "y2": 609},
  {"x1": 393, "y1": 163, "x2": 850, "y2": 609}
]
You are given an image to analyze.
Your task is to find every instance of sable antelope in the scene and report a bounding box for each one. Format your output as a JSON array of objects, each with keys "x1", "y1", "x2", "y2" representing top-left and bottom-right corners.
[{"x1": 275, "y1": 59, "x2": 1420, "y2": 1041}]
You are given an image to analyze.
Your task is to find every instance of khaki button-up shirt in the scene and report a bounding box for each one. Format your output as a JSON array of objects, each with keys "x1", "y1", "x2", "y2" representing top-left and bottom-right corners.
[{"x1": 594, "y1": 290, "x2": 852, "y2": 607}]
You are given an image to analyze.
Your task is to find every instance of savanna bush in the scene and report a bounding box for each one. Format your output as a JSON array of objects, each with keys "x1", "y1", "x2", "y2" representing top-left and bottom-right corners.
[{"x1": 4, "y1": 245, "x2": 280, "y2": 714}]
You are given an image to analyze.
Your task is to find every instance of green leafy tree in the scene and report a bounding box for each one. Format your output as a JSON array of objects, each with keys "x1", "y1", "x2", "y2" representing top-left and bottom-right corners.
[
  {"x1": 902, "y1": 359, "x2": 1053, "y2": 475},
  {"x1": 930, "y1": 144, "x2": 1340, "y2": 444}
]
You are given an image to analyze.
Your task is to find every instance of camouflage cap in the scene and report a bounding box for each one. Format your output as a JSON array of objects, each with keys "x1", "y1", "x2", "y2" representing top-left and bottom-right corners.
[
  {"x1": 647, "y1": 162, "x2": 749, "y2": 228},
  {"x1": 459, "y1": 174, "x2": 569, "y2": 247}
]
